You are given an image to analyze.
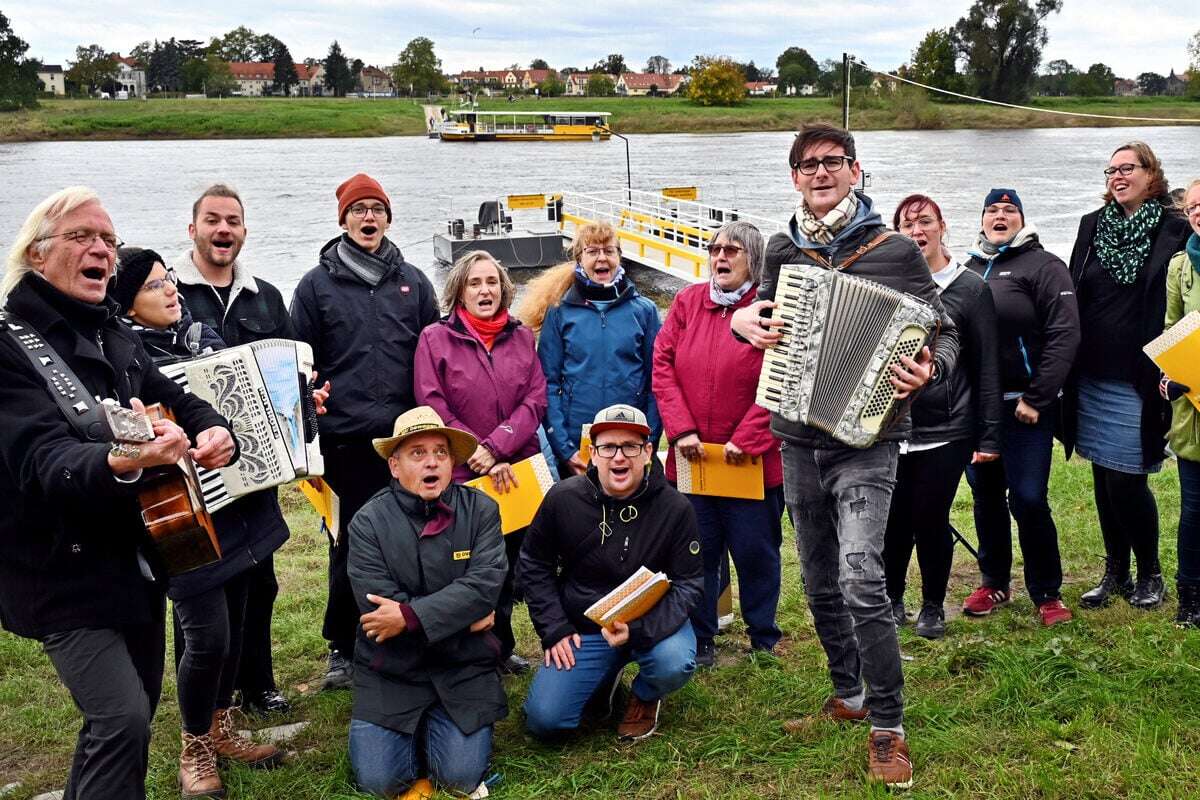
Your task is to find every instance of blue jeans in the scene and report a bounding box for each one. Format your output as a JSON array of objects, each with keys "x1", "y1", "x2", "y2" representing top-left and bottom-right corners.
[
  {"x1": 523, "y1": 622, "x2": 696, "y2": 739},
  {"x1": 687, "y1": 489, "x2": 783, "y2": 650},
  {"x1": 781, "y1": 442, "x2": 904, "y2": 728},
  {"x1": 966, "y1": 399, "x2": 1063, "y2": 604},
  {"x1": 349, "y1": 706, "x2": 492, "y2": 797},
  {"x1": 1178, "y1": 458, "x2": 1200, "y2": 587}
]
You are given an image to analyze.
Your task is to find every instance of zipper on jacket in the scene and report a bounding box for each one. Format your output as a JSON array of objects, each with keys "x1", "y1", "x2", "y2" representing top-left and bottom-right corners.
[{"x1": 1017, "y1": 336, "x2": 1033, "y2": 377}]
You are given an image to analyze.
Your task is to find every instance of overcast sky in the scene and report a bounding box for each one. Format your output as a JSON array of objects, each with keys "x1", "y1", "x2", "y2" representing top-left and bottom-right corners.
[{"x1": 10, "y1": 1, "x2": 1197, "y2": 81}]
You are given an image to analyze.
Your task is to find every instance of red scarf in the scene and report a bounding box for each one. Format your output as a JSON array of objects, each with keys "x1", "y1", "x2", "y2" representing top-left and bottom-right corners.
[{"x1": 459, "y1": 307, "x2": 509, "y2": 351}]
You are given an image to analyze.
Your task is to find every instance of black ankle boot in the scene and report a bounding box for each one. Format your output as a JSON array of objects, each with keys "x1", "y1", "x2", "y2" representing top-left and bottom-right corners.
[
  {"x1": 1080, "y1": 570, "x2": 1134, "y2": 609},
  {"x1": 1129, "y1": 574, "x2": 1165, "y2": 610},
  {"x1": 1175, "y1": 583, "x2": 1200, "y2": 628}
]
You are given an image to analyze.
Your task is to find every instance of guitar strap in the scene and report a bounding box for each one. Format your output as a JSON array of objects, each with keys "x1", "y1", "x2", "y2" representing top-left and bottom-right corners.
[{"x1": 0, "y1": 309, "x2": 112, "y2": 442}]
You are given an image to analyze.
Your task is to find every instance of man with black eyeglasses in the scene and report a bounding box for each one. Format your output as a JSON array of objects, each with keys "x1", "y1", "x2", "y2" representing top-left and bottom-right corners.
[
  {"x1": 520, "y1": 404, "x2": 702, "y2": 743},
  {"x1": 292, "y1": 173, "x2": 439, "y2": 692},
  {"x1": 732, "y1": 123, "x2": 960, "y2": 790}
]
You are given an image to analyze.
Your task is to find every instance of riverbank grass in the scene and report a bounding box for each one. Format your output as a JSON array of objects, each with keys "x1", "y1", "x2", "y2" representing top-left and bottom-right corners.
[
  {"x1": 1, "y1": 95, "x2": 1197, "y2": 142},
  {"x1": 1, "y1": 450, "x2": 1197, "y2": 798}
]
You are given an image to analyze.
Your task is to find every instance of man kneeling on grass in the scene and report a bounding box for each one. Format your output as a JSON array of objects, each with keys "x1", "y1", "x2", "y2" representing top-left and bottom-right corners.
[
  {"x1": 346, "y1": 407, "x2": 507, "y2": 797},
  {"x1": 520, "y1": 404, "x2": 703, "y2": 742}
]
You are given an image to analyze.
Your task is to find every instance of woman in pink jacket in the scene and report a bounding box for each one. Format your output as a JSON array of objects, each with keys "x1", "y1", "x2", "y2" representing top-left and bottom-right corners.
[
  {"x1": 414, "y1": 250, "x2": 548, "y2": 674},
  {"x1": 653, "y1": 221, "x2": 783, "y2": 666}
]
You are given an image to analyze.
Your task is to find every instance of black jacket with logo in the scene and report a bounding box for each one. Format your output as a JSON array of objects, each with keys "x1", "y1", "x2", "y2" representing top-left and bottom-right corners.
[
  {"x1": 518, "y1": 458, "x2": 702, "y2": 652},
  {"x1": 290, "y1": 236, "x2": 439, "y2": 438}
]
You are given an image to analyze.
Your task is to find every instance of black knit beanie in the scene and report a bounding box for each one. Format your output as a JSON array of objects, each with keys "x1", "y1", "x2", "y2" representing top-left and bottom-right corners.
[{"x1": 112, "y1": 247, "x2": 164, "y2": 313}]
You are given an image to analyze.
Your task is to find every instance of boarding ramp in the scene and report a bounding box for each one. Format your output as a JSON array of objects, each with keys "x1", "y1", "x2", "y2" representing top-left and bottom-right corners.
[{"x1": 558, "y1": 189, "x2": 785, "y2": 284}]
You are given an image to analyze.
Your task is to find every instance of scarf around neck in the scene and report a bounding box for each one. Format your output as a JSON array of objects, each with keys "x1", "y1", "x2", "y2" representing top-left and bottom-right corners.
[
  {"x1": 459, "y1": 307, "x2": 509, "y2": 351},
  {"x1": 1094, "y1": 199, "x2": 1163, "y2": 286},
  {"x1": 795, "y1": 191, "x2": 860, "y2": 246},
  {"x1": 573, "y1": 263, "x2": 628, "y2": 302},
  {"x1": 710, "y1": 278, "x2": 753, "y2": 307},
  {"x1": 1185, "y1": 233, "x2": 1200, "y2": 277},
  {"x1": 336, "y1": 236, "x2": 400, "y2": 288}
]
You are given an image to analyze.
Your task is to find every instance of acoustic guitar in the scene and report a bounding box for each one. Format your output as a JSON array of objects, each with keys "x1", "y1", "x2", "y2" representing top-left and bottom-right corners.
[{"x1": 103, "y1": 403, "x2": 221, "y2": 576}]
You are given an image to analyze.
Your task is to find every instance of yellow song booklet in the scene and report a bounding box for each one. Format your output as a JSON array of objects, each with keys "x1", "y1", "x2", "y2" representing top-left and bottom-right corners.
[
  {"x1": 1144, "y1": 310, "x2": 1200, "y2": 412},
  {"x1": 674, "y1": 442, "x2": 765, "y2": 500},
  {"x1": 584, "y1": 566, "x2": 671, "y2": 629},
  {"x1": 465, "y1": 452, "x2": 556, "y2": 534}
]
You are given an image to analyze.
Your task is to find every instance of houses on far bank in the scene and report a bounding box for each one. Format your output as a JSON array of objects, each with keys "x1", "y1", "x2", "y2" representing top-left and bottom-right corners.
[{"x1": 36, "y1": 65, "x2": 66, "y2": 96}]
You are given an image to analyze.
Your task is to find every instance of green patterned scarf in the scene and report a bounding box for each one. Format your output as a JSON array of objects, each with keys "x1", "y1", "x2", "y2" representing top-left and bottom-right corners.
[{"x1": 1093, "y1": 200, "x2": 1163, "y2": 285}]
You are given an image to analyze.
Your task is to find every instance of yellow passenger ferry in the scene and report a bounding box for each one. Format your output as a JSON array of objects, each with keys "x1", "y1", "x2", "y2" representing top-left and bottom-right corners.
[{"x1": 436, "y1": 111, "x2": 612, "y2": 142}]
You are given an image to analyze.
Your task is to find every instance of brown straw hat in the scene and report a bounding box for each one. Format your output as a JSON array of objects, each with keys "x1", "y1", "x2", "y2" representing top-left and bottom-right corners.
[{"x1": 371, "y1": 406, "x2": 478, "y2": 464}]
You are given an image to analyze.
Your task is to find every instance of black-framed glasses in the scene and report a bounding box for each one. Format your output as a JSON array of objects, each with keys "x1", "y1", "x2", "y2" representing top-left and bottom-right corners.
[
  {"x1": 592, "y1": 442, "x2": 646, "y2": 459},
  {"x1": 139, "y1": 271, "x2": 178, "y2": 293},
  {"x1": 348, "y1": 203, "x2": 388, "y2": 218},
  {"x1": 37, "y1": 229, "x2": 123, "y2": 252},
  {"x1": 707, "y1": 243, "x2": 744, "y2": 257},
  {"x1": 1103, "y1": 163, "x2": 1142, "y2": 178},
  {"x1": 792, "y1": 155, "x2": 854, "y2": 175}
]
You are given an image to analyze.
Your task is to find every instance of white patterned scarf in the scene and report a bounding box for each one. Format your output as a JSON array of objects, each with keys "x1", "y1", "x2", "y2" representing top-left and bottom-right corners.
[{"x1": 795, "y1": 191, "x2": 860, "y2": 245}]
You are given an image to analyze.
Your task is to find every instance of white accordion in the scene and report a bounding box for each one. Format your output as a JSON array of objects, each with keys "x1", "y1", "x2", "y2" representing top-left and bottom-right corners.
[
  {"x1": 161, "y1": 339, "x2": 324, "y2": 512},
  {"x1": 756, "y1": 263, "x2": 939, "y2": 448}
]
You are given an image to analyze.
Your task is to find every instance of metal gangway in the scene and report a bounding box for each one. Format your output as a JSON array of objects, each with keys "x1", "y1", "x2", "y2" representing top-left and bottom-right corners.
[{"x1": 558, "y1": 189, "x2": 786, "y2": 284}]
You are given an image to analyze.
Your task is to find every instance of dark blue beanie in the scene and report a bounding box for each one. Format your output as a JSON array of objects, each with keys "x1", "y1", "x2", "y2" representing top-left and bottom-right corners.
[{"x1": 983, "y1": 188, "x2": 1023, "y2": 217}]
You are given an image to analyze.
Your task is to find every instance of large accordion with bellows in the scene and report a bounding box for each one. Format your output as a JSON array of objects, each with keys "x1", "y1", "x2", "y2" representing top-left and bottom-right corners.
[
  {"x1": 161, "y1": 338, "x2": 324, "y2": 511},
  {"x1": 756, "y1": 263, "x2": 939, "y2": 448}
]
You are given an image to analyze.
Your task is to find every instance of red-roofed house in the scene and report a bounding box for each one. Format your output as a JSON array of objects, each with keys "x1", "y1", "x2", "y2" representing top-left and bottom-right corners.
[
  {"x1": 745, "y1": 81, "x2": 777, "y2": 96},
  {"x1": 112, "y1": 54, "x2": 146, "y2": 98},
  {"x1": 615, "y1": 72, "x2": 684, "y2": 96},
  {"x1": 226, "y1": 61, "x2": 322, "y2": 96},
  {"x1": 520, "y1": 69, "x2": 554, "y2": 89},
  {"x1": 564, "y1": 72, "x2": 616, "y2": 96},
  {"x1": 359, "y1": 66, "x2": 395, "y2": 96}
]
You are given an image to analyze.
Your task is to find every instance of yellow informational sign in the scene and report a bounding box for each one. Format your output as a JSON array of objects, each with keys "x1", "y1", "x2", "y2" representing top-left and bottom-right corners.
[
  {"x1": 507, "y1": 193, "x2": 547, "y2": 210},
  {"x1": 661, "y1": 186, "x2": 699, "y2": 201}
]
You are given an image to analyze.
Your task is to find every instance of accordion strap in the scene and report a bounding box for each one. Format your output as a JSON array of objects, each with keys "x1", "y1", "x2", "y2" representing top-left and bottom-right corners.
[{"x1": 801, "y1": 230, "x2": 895, "y2": 272}]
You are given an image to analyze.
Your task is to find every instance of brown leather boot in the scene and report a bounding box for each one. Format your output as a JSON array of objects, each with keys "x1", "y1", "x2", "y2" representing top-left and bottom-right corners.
[
  {"x1": 210, "y1": 707, "x2": 283, "y2": 768},
  {"x1": 179, "y1": 731, "x2": 225, "y2": 799}
]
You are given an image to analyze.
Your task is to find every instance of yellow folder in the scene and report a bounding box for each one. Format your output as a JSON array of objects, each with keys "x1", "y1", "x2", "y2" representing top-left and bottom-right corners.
[
  {"x1": 1144, "y1": 310, "x2": 1200, "y2": 413},
  {"x1": 299, "y1": 477, "x2": 341, "y2": 543},
  {"x1": 579, "y1": 423, "x2": 592, "y2": 466},
  {"x1": 674, "y1": 442, "x2": 765, "y2": 500},
  {"x1": 465, "y1": 453, "x2": 557, "y2": 534}
]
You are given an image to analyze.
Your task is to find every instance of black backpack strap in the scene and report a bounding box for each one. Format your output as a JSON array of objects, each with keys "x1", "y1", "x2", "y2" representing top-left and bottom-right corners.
[{"x1": 0, "y1": 310, "x2": 110, "y2": 442}]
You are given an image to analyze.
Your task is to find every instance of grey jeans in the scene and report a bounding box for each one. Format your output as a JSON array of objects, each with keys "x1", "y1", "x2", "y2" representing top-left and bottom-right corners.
[{"x1": 782, "y1": 441, "x2": 905, "y2": 727}]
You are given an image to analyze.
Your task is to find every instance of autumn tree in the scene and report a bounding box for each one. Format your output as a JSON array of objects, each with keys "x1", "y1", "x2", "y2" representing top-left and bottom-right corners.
[{"x1": 687, "y1": 56, "x2": 746, "y2": 106}]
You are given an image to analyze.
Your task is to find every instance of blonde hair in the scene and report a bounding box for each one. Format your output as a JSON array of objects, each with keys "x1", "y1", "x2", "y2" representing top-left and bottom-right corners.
[
  {"x1": 441, "y1": 251, "x2": 515, "y2": 314},
  {"x1": 2, "y1": 187, "x2": 102, "y2": 302},
  {"x1": 516, "y1": 263, "x2": 576, "y2": 336},
  {"x1": 569, "y1": 222, "x2": 621, "y2": 262},
  {"x1": 1179, "y1": 178, "x2": 1200, "y2": 210}
]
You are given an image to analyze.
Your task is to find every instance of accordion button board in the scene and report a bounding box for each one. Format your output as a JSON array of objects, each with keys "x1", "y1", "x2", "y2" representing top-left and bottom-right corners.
[{"x1": 756, "y1": 263, "x2": 938, "y2": 448}]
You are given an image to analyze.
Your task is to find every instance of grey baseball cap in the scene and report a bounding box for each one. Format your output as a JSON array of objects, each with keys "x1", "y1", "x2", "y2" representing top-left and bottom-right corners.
[{"x1": 589, "y1": 404, "x2": 651, "y2": 438}]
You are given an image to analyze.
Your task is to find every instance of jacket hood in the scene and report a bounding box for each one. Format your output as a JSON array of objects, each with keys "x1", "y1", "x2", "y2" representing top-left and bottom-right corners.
[
  {"x1": 967, "y1": 223, "x2": 1041, "y2": 262},
  {"x1": 171, "y1": 250, "x2": 260, "y2": 296},
  {"x1": 786, "y1": 190, "x2": 884, "y2": 252},
  {"x1": 561, "y1": 274, "x2": 640, "y2": 308}
]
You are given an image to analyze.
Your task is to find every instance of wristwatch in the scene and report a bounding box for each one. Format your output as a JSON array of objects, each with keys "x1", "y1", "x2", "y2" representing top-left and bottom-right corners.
[{"x1": 110, "y1": 442, "x2": 141, "y2": 460}]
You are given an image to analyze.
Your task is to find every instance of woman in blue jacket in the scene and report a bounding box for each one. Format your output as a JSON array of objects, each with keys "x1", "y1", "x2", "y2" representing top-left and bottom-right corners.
[{"x1": 522, "y1": 222, "x2": 661, "y2": 476}]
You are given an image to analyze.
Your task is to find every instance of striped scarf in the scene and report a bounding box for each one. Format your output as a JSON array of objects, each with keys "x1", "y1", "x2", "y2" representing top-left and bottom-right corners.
[{"x1": 795, "y1": 192, "x2": 859, "y2": 245}]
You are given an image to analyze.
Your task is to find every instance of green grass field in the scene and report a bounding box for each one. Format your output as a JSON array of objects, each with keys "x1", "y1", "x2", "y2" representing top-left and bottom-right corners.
[
  {"x1": 2, "y1": 449, "x2": 1197, "y2": 799},
  {"x1": 1, "y1": 94, "x2": 1197, "y2": 143}
]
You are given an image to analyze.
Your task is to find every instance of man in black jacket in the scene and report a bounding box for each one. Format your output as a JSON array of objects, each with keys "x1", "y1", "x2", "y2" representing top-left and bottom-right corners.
[
  {"x1": 291, "y1": 173, "x2": 439, "y2": 691},
  {"x1": 346, "y1": 406, "x2": 506, "y2": 798},
  {"x1": 732, "y1": 124, "x2": 959, "y2": 789},
  {"x1": 521, "y1": 404, "x2": 702, "y2": 743},
  {"x1": 171, "y1": 183, "x2": 300, "y2": 716},
  {"x1": 0, "y1": 188, "x2": 235, "y2": 800}
]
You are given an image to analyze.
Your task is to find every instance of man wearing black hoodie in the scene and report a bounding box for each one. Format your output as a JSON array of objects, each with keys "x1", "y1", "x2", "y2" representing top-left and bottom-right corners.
[
  {"x1": 732, "y1": 124, "x2": 959, "y2": 790},
  {"x1": 520, "y1": 404, "x2": 702, "y2": 743},
  {"x1": 291, "y1": 173, "x2": 439, "y2": 691}
]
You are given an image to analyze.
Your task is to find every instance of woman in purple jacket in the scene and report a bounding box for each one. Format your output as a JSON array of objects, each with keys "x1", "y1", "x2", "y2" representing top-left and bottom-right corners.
[{"x1": 414, "y1": 250, "x2": 548, "y2": 674}]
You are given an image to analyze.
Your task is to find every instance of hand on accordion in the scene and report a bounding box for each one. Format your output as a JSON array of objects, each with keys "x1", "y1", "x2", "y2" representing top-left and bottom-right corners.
[
  {"x1": 888, "y1": 346, "x2": 933, "y2": 400},
  {"x1": 310, "y1": 370, "x2": 331, "y2": 416},
  {"x1": 731, "y1": 300, "x2": 784, "y2": 350}
]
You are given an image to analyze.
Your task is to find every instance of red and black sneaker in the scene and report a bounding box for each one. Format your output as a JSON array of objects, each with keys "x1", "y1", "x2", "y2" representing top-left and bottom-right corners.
[{"x1": 962, "y1": 587, "x2": 1011, "y2": 617}]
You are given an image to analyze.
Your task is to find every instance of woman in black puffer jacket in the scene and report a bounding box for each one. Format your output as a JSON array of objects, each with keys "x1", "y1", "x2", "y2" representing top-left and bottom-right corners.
[{"x1": 882, "y1": 195, "x2": 1003, "y2": 639}]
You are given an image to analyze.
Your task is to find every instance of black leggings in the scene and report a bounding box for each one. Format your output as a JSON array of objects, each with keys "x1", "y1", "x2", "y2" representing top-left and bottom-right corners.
[
  {"x1": 1092, "y1": 463, "x2": 1160, "y2": 580},
  {"x1": 173, "y1": 572, "x2": 252, "y2": 735},
  {"x1": 883, "y1": 439, "x2": 974, "y2": 607}
]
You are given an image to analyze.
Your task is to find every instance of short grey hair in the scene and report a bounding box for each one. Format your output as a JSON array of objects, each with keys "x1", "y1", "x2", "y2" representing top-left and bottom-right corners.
[
  {"x1": 710, "y1": 221, "x2": 765, "y2": 284},
  {"x1": 2, "y1": 186, "x2": 103, "y2": 302}
]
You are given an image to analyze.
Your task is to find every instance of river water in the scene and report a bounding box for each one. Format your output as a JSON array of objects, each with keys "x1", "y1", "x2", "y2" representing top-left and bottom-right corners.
[{"x1": 2, "y1": 127, "x2": 1197, "y2": 303}]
